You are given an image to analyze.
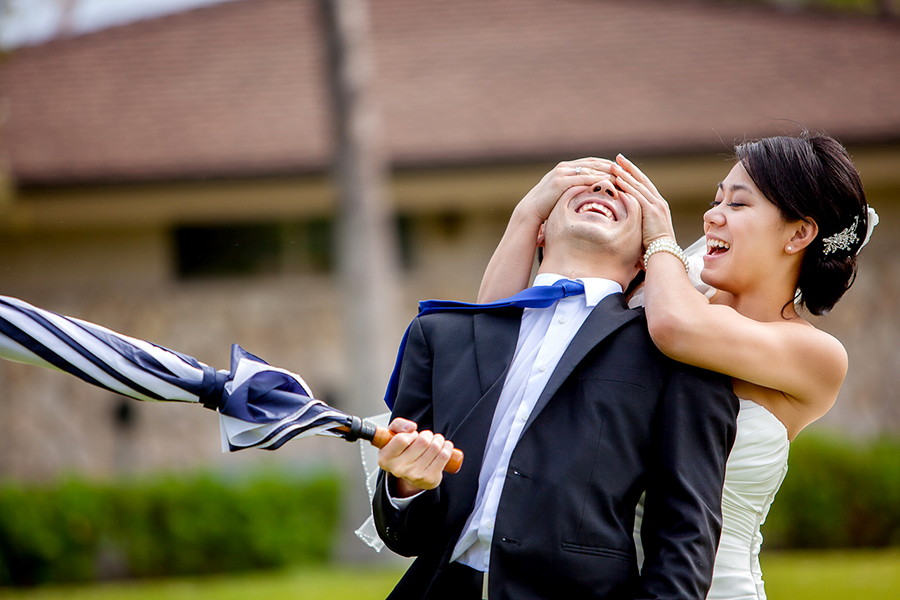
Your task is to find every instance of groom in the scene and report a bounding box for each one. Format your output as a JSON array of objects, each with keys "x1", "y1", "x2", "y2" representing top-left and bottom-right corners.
[{"x1": 374, "y1": 168, "x2": 738, "y2": 599}]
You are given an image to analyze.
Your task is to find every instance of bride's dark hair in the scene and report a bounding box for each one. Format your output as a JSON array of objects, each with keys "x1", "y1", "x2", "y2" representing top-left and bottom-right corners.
[{"x1": 735, "y1": 132, "x2": 868, "y2": 316}]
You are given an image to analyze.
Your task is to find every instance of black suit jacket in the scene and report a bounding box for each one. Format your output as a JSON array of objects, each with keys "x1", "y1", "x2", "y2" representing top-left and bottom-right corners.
[{"x1": 375, "y1": 293, "x2": 738, "y2": 600}]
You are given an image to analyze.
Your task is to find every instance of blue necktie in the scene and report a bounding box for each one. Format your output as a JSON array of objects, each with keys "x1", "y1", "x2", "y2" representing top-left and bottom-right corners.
[{"x1": 384, "y1": 280, "x2": 586, "y2": 409}]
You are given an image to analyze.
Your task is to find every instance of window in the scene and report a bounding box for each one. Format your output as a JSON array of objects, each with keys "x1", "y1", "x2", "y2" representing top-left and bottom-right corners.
[{"x1": 174, "y1": 219, "x2": 334, "y2": 278}]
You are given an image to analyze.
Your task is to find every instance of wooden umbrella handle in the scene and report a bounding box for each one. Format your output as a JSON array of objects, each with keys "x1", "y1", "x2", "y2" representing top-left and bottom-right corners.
[{"x1": 370, "y1": 427, "x2": 464, "y2": 474}]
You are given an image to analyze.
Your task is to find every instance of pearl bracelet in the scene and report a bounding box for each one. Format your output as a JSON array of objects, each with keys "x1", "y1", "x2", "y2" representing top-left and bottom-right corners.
[{"x1": 643, "y1": 238, "x2": 690, "y2": 273}]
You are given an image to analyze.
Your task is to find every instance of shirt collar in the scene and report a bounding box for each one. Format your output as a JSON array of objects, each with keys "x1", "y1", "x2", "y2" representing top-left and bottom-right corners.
[{"x1": 532, "y1": 273, "x2": 623, "y2": 308}]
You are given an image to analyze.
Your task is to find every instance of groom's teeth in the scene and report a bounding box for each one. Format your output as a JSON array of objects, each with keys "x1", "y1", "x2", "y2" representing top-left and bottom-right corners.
[{"x1": 578, "y1": 202, "x2": 614, "y2": 219}]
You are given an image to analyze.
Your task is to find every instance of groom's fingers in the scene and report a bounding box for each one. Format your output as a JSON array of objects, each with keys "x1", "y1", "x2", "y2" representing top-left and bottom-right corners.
[
  {"x1": 398, "y1": 432, "x2": 449, "y2": 490},
  {"x1": 378, "y1": 419, "x2": 421, "y2": 468},
  {"x1": 406, "y1": 431, "x2": 452, "y2": 474},
  {"x1": 378, "y1": 428, "x2": 450, "y2": 490},
  {"x1": 421, "y1": 438, "x2": 456, "y2": 481},
  {"x1": 388, "y1": 417, "x2": 417, "y2": 434}
]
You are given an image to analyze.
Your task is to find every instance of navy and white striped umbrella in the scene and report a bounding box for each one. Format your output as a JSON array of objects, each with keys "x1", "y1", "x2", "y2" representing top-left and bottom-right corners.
[{"x1": 0, "y1": 294, "x2": 440, "y2": 460}]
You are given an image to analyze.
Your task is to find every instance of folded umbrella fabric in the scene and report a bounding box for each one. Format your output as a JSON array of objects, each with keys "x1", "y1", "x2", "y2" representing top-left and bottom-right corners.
[{"x1": 0, "y1": 295, "x2": 349, "y2": 451}]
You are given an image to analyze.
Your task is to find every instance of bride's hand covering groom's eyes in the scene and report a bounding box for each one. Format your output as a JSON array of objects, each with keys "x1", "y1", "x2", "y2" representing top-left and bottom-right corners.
[{"x1": 520, "y1": 157, "x2": 618, "y2": 222}]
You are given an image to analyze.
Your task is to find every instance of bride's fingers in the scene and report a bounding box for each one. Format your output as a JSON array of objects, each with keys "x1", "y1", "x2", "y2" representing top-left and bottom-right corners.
[
  {"x1": 550, "y1": 161, "x2": 615, "y2": 189},
  {"x1": 616, "y1": 171, "x2": 667, "y2": 210},
  {"x1": 611, "y1": 158, "x2": 649, "y2": 189},
  {"x1": 568, "y1": 171, "x2": 618, "y2": 191},
  {"x1": 620, "y1": 189, "x2": 647, "y2": 210},
  {"x1": 615, "y1": 154, "x2": 662, "y2": 197},
  {"x1": 615, "y1": 153, "x2": 649, "y2": 181},
  {"x1": 564, "y1": 158, "x2": 616, "y2": 177},
  {"x1": 610, "y1": 161, "x2": 650, "y2": 194},
  {"x1": 614, "y1": 176, "x2": 650, "y2": 205},
  {"x1": 618, "y1": 179, "x2": 672, "y2": 228},
  {"x1": 570, "y1": 156, "x2": 616, "y2": 168},
  {"x1": 620, "y1": 191, "x2": 648, "y2": 215}
]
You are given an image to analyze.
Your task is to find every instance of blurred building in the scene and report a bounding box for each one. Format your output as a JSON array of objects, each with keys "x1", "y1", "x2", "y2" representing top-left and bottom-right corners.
[{"x1": 0, "y1": 0, "x2": 898, "y2": 480}]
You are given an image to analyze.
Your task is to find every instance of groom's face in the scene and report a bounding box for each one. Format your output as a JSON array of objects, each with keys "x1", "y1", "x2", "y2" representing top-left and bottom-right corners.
[{"x1": 541, "y1": 177, "x2": 644, "y2": 267}]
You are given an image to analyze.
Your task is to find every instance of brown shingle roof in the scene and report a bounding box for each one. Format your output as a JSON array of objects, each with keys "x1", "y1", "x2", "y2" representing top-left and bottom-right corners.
[{"x1": 1, "y1": 0, "x2": 898, "y2": 184}]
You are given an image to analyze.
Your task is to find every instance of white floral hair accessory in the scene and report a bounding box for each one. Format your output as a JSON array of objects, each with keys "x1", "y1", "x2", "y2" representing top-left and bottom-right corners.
[
  {"x1": 822, "y1": 206, "x2": 879, "y2": 256},
  {"x1": 859, "y1": 206, "x2": 879, "y2": 253}
]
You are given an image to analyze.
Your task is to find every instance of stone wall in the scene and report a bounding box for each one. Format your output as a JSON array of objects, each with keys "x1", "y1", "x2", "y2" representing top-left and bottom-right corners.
[
  {"x1": 0, "y1": 190, "x2": 897, "y2": 481},
  {"x1": 0, "y1": 210, "x2": 512, "y2": 481}
]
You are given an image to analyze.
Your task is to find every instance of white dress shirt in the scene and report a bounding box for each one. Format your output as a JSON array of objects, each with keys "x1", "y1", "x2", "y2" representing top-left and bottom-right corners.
[{"x1": 442, "y1": 274, "x2": 622, "y2": 572}]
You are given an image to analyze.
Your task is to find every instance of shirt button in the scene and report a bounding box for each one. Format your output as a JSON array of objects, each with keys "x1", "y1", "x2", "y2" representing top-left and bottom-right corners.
[
  {"x1": 520, "y1": 413, "x2": 528, "y2": 422},
  {"x1": 558, "y1": 316, "x2": 567, "y2": 324},
  {"x1": 538, "y1": 364, "x2": 547, "y2": 372},
  {"x1": 486, "y1": 520, "x2": 494, "y2": 530}
]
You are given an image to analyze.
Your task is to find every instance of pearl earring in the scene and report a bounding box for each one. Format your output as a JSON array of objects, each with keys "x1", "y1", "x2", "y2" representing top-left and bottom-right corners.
[{"x1": 786, "y1": 245, "x2": 793, "y2": 252}]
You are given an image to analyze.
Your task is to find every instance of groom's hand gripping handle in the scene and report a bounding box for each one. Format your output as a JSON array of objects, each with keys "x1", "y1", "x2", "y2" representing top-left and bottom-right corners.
[
  {"x1": 372, "y1": 426, "x2": 464, "y2": 474},
  {"x1": 339, "y1": 416, "x2": 464, "y2": 474}
]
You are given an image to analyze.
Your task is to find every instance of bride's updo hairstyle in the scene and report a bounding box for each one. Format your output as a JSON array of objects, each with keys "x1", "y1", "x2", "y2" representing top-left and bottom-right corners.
[{"x1": 735, "y1": 132, "x2": 868, "y2": 315}]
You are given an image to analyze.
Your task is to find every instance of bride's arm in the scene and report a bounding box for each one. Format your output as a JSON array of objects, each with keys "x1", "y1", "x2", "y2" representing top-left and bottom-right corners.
[
  {"x1": 476, "y1": 201, "x2": 543, "y2": 303},
  {"x1": 477, "y1": 158, "x2": 615, "y2": 303},
  {"x1": 612, "y1": 155, "x2": 847, "y2": 410}
]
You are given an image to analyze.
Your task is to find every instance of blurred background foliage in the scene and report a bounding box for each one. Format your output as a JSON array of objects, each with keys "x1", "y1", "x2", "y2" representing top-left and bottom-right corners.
[
  {"x1": 0, "y1": 470, "x2": 341, "y2": 586},
  {"x1": 714, "y1": 0, "x2": 900, "y2": 15},
  {"x1": 3, "y1": 432, "x2": 900, "y2": 587},
  {"x1": 763, "y1": 433, "x2": 900, "y2": 548}
]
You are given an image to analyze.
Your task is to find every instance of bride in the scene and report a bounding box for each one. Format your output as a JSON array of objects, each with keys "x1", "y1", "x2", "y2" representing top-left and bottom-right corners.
[{"x1": 476, "y1": 132, "x2": 876, "y2": 599}]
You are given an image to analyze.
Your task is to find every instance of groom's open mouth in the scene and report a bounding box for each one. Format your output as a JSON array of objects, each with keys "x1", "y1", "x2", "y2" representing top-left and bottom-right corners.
[
  {"x1": 706, "y1": 237, "x2": 731, "y2": 256},
  {"x1": 575, "y1": 199, "x2": 617, "y2": 221}
]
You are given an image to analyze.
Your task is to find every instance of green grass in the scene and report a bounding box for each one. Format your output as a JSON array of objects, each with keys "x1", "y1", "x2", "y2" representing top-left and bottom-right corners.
[
  {"x1": 3, "y1": 548, "x2": 900, "y2": 600},
  {"x1": 763, "y1": 548, "x2": 900, "y2": 599},
  {"x1": 0, "y1": 566, "x2": 407, "y2": 600}
]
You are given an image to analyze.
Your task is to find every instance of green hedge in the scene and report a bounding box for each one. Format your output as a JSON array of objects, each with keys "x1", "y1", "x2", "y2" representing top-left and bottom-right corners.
[
  {"x1": 762, "y1": 433, "x2": 900, "y2": 549},
  {"x1": 0, "y1": 471, "x2": 341, "y2": 586}
]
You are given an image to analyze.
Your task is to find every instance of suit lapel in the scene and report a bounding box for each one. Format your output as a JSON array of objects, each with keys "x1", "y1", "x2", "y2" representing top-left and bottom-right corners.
[
  {"x1": 431, "y1": 309, "x2": 518, "y2": 456},
  {"x1": 473, "y1": 308, "x2": 521, "y2": 396},
  {"x1": 523, "y1": 293, "x2": 641, "y2": 432},
  {"x1": 441, "y1": 309, "x2": 521, "y2": 525}
]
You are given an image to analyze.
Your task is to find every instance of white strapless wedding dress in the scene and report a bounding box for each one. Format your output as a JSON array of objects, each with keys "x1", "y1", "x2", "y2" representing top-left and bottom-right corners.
[
  {"x1": 634, "y1": 398, "x2": 790, "y2": 600},
  {"x1": 709, "y1": 399, "x2": 790, "y2": 599}
]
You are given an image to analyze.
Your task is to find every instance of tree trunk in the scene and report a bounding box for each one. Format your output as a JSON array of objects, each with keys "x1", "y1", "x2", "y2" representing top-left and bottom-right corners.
[
  {"x1": 55, "y1": 0, "x2": 79, "y2": 39},
  {"x1": 318, "y1": 0, "x2": 402, "y2": 562}
]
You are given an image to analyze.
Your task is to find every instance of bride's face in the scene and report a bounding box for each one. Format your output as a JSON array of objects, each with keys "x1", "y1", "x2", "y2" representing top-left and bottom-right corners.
[{"x1": 700, "y1": 163, "x2": 791, "y2": 295}]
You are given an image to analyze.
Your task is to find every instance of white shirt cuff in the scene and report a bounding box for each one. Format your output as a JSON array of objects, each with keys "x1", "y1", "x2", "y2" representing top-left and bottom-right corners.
[{"x1": 387, "y1": 479, "x2": 426, "y2": 510}]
